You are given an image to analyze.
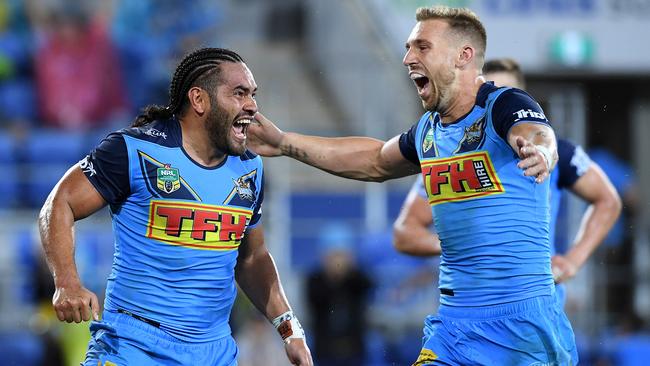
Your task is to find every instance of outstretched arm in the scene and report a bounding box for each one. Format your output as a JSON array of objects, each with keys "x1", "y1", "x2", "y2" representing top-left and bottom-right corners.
[
  {"x1": 249, "y1": 112, "x2": 420, "y2": 182},
  {"x1": 235, "y1": 225, "x2": 312, "y2": 366},
  {"x1": 508, "y1": 122, "x2": 558, "y2": 183},
  {"x1": 393, "y1": 183, "x2": 441, "y2": 256},
  {"x1": 38, "y1": 166, "x2": 105, "y2": 323},
  {"x1": 552, "y1": 164, "x2": 621, "y2": 283}
]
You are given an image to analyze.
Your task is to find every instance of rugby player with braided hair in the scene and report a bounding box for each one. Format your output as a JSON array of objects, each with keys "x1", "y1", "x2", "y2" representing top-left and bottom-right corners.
[{"x1": 39, "y1": 47, "x2": 312, "y2": 365}]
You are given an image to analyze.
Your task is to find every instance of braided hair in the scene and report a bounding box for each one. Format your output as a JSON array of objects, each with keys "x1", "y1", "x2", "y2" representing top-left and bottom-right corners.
[{"x1": 132, "y1": 48, "x2": 244, "y2": 127}]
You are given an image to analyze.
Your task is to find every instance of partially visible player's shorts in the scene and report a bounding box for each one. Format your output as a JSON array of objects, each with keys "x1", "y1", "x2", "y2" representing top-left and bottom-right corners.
[
  {"x1": 81, "y1": 311, "x2": 238, "y2": 366},
  {"x1": 413, "y1": 295, "x2": 578, "y2": 366}
]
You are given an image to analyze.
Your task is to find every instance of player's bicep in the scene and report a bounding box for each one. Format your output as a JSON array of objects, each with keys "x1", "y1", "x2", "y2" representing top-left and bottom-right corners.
[
  {"x1": 238, "y1": 225, "x2": 266, "y2": 263},
  {"x1": 48, "y1": 166, "x2": 107, "y2": 221},
  {"x1": 376, "y1": 135, "x2": 421, "y2": 179},
  {"x1": 570, "y1": 164, "x2": 620, "y2": 205}
]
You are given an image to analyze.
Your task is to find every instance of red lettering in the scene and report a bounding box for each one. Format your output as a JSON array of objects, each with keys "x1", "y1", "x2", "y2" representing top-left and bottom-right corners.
[
  {"x1": 219, "y1": 213, "x2": 247, "y2": 241},
  {"x1": 424, "y1": 164, "x2": 450, "y2": 195},
  {"x1": 191, "y1": 209, "x2": 220, "y2": 240},
  {"x1": 156, "y1": 207, "x2": 193, "y2": 237},
  {"x1": 449, "y1": 159, "x2": 481, "y2": 192}
]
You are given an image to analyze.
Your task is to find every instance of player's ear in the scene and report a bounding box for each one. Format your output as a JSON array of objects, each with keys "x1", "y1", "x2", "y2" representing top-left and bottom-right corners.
[
  {"x1": 187, "y1": 87, "x2": 208, "y2": 115},
  {"x1": 456, "y1": 44, "x2": 474, "y2": 68}
]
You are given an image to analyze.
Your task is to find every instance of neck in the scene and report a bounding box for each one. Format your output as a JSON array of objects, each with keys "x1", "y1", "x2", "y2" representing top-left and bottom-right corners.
[
  {"x1": 438, "y1": 72, "x2": 484, "y2": 124},
  {"x1": 179, "y1": 116, "x2": 226, "y2": 167}
]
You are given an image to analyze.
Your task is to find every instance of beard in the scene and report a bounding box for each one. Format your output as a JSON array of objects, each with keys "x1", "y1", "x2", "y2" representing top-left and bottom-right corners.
[
  {"x1": 425, "y1": 68, "x2": 455, "y2": 112},
  {"x1": 205, "y1": 97, "x2": 246, "y2": 156}
]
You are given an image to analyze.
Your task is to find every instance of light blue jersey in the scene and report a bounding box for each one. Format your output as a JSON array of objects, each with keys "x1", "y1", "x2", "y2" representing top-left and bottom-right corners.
[
  {"x1": 400, "y1": 83, "x2": 554, "y2": 307},
  {"x1": 82, "y1": 118, "x2": 264, "y2": 343},
  {"x1": 401, "y1": 83, "x2": 577, "y2": 365}
]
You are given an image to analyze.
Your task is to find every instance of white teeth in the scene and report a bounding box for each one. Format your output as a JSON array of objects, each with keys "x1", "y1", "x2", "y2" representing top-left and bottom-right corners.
[
  {"x1": 410, "y1": 72, "x2": 425, "y2": 80},
  {"x1": 235, "y1": 119, "x2": 251, "y2": 125}
]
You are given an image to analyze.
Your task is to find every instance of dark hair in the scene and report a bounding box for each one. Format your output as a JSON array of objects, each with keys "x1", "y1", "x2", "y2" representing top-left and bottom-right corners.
[
  {"x1": 483, "y1": 58, "x2": 525, "y2": 88},
  {"x1": 132, "y1": 47, "x2": 244, "y2": 127}
]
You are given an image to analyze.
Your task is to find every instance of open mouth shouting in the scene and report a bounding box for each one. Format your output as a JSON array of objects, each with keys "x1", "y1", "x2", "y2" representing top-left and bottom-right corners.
[
  {"x1": 410, "y1": 72, "x2": 431, "y2": 98},
  {"x1": 232, "y1": 118, "x2": 252, "y2": 142}
]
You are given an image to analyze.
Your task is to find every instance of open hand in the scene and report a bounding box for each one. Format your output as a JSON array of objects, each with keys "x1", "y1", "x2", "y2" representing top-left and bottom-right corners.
[{"x1": 247, "y1": 112, "x2": 286, "y2": 157}]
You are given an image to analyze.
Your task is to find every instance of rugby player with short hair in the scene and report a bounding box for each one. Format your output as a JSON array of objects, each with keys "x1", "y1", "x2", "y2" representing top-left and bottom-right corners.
[{"x1": 250, "y1": 6, "x2": 578, "y2": 365}]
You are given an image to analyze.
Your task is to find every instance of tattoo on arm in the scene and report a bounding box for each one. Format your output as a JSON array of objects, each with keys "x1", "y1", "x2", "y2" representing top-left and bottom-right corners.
[{"x1": 282, "y1": 144, "x2": 309, "y2": 159}]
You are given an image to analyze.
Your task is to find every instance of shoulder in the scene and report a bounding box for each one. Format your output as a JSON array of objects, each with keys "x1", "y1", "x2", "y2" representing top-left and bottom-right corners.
[{"x1": 119, "y1": 119, "x2": 182, "y2": 147}]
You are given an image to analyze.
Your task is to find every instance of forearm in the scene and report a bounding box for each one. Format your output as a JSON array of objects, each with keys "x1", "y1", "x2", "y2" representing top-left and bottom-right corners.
[
  {"x1": 281, "y1": 133, "x2": 393, "y2": 182},
  {"x1": 38, "y1": 195, "x2": 80, "y2": 287},
  {"x1": 236, "y1": 250, "x2": 291, "y2": 319},
  {"x1": 393, "y1": 226, "x2": 441, "y2": 256},
  {"x1": 566, "y1": 200, "x2": 621, "y2": 269}
]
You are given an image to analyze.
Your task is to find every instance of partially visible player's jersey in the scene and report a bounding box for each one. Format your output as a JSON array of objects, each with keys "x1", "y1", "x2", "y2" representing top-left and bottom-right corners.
[
  {"x1": 549, "y1": 139, "x2": 592, "y2": 254},
  {"x1": 80, "y1": 118, "x2": 264, "y2": 343},
  {"x1": 399, "y1": 82, "x2": 554, "y2": 307}
]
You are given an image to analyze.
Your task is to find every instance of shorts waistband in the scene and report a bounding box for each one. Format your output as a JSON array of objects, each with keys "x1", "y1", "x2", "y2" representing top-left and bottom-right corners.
[{"x1": 438, "y1": 295, "x2": 556, "y2": 320}]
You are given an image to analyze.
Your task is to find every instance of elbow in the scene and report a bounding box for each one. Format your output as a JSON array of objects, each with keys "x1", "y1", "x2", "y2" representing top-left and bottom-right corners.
[
  {"x1": 392, "y1": 225, "x2": 410, "y2": 253},
  {"x1": 608, "y1": 191, "x2": 623, "y2": 220}
]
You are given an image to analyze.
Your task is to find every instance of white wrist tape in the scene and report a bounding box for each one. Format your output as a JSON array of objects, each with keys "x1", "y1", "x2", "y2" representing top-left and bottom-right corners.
[
  {"x1": 272, "y1": 311, "x2": 305, "y2": 344},
  {"x1": 534, "y1": 145, "x2": 553, "y2": 170}
]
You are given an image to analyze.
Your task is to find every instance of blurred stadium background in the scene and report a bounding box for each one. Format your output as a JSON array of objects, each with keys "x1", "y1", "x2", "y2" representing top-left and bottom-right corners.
[{"x1": 0, "y1": 0, "x2": 648, "y2": 365}]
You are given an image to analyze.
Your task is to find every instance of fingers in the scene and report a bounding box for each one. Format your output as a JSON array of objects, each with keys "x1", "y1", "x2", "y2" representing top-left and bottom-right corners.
[
  {"x1": 53, "y1": 289, "x2": 99, "y2": 323},
  {"x1": 515, "y1": 136, "x2": 527, "y2": 149}
]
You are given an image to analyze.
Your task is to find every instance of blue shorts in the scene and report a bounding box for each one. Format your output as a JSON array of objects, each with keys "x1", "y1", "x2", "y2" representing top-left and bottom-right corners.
[
  {"x1": 414, "y1": 296, "x2": 578, "y2": 366},
  {"x1": 82, "y1": 311, "x2": 238, "y2": 366}
]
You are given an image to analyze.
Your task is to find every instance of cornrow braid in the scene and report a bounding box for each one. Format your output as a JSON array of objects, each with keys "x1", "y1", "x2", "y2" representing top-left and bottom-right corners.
[{"x1": 132, "y1": 48, "x2": 244, "y2": 127}]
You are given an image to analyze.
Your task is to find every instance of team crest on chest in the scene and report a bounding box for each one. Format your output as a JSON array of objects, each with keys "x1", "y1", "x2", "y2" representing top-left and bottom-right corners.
[
  {"x1": 223, "y1": 170, "x2": 258, "y2": 208},
  {"x1": 233, "y1": 175, "x2": 254, "y2": 201},
  {"x1": 422, "y1": 127, "x2": 434, "y2": 153},
  {"x1": 454, "y1": 116, "x2": 487, "y2": 154},
  {"x1": 157, "y1": 164, "x2": 180, "y2": 194}
]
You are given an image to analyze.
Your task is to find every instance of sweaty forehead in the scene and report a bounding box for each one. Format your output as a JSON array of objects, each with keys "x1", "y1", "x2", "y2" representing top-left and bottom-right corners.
[{"x1": 219, "y1": 62, "x2": 257, "y2": 89}]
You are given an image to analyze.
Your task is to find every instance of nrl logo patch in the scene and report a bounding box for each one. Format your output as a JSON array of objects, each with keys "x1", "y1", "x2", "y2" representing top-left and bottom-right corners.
[
  {"x1": 157, "y1": 164, "x2": 180, "y2": 194},
  {"x1": 233, "y1": 175, "x2": 255, "y2": 201},
  {"x1": 422, "y1": 127, "x2": 434, "y2": 153}
]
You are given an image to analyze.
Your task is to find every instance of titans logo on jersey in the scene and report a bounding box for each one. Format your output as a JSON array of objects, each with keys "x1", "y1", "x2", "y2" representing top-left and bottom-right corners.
[
  {"x1": 398, "y1": 83, "x2": 554, "y2": 307},
  {"x1": 79, "y1": 118, "x2": 264, "y2": 343}
]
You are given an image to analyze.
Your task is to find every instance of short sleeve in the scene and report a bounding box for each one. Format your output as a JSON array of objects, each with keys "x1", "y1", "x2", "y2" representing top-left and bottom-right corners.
[
  {"x1": 491, "y1": 88, "x2": 550, "y2": 141},
  {"x1": 248, "y1": 174, "x2": 264, "y2": 228},
  {"x1": 398, "y1": 123, "x2": 420, "y2": 166},
  {"x1": 557, "y1": 139, "x2": 592, "y2": 189},
  {"x1": 80, "y1": 132, "x2": 130, "y2": 205}
]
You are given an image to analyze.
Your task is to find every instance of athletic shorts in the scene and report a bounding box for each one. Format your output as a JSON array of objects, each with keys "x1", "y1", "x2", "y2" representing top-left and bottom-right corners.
[
  {"x1": 82, "y1": 311, "x2": 238, "y2": 366},
  {"x1": 413, "y1": 295, "x2": 578, "y2": 366}
]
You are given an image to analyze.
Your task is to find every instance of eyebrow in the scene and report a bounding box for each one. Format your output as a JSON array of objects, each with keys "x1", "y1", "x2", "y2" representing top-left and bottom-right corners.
[
  {"x1": 234, "y1": 85, "x2": 258, "y2": 94},
  {"x1": 406, "y1": 39, "x2": 432, "y2": 49}
]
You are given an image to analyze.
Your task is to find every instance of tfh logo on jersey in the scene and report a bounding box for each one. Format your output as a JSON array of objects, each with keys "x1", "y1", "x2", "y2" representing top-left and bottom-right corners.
[
  {"x1": 157, "y1": 164, "x2": 180, "y2": 194},
  {"x1": 147, "y1": 200, "x2": 252, "y2": 250},
  {"x1": 421, "y1": 151, "x2": 504, "y2": 205}
]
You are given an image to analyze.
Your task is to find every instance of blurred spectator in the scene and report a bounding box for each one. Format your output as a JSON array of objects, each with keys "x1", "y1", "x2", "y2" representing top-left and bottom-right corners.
[
  {"x1": 109, "y1": 0, "x2": 223, "y2": 110},
  {"x1": 0, "y1": 0, "x2": 37, "y2": 128},
  {"x1": 589, "y1": 147, "x2": 639, "y2": 324},
  {"x1": 306, "y1": 223, "x2": 372, "y2": 366},
  {"x1": 31, "y1": 1, "x2": 128, "y2": 129}
]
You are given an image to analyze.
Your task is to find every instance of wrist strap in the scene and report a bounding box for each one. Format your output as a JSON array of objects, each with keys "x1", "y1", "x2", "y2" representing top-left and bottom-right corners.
[
  {"x1": 534, "y1": 145, "x2": 553, "y2": 170},
  {"x1": 272, "y1": 311, "x2": 305, "y2": 344}
]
